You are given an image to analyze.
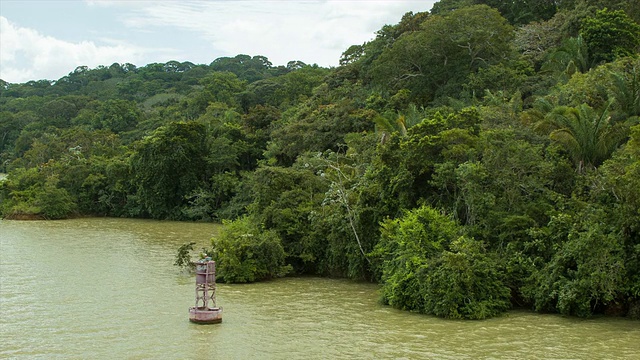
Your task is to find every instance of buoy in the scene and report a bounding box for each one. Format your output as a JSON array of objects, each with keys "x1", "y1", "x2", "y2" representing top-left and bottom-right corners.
[{"x1": 189, "y1": 259, "x2": 222, "y2": 324}]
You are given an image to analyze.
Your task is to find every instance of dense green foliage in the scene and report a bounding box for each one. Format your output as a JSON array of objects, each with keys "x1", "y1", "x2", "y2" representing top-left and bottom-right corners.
[
  {"x1": 2, "y1": 0, "x2": 639, "y2": 319},
  {"x1": 206, "y1": 216, "x2": 290, "y2": 283},
  {"x1": 373, "y1": 205, "x2": 510, "y2": 319}
]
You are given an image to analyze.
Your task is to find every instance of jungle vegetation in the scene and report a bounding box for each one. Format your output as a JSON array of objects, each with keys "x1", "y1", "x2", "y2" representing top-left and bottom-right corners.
[{"x1": 1, "y1": 0, "x2": 639, "y2": 320}]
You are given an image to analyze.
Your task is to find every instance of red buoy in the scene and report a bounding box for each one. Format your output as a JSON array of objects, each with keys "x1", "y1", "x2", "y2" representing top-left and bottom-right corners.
[{"x1": 189, "y1": 260, "x2": 222, "y2": 324}]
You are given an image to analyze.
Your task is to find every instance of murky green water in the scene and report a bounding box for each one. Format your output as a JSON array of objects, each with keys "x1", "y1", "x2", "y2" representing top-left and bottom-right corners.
[{"x1": 1, "y1": 218, "x2": 638, "y2": 359}]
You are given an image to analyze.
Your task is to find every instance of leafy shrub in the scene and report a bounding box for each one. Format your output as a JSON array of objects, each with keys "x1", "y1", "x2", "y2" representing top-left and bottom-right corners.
[
  {"x1": 210, "y1": 216, "x2": 290, "y2": 283},
  {"x1": 373, "y1": 205, "x2": 459, "y2": 311},
  {"x1": 527, "y1": 208, "x2": 626, "y2": 317},
  {"x1": 174, "y1": 242, "x2": 196, "y2": 269},
  {"x1": 35, "y1": 181, "x2": 77, "y2": 219},
  {"x1": 422, "y1": 237, "x2": 511, "y2": 319},
  {"x1": 373, "y1": 205, "x2": 510, "y2": 319},
  {"x1": 1, "y1": 170, "x2": 77, "y2": 219}
]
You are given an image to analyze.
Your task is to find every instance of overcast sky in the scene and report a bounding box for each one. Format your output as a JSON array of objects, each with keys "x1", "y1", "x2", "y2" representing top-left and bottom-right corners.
[{"x1": 0, "y1": 0, "x2": 437, "y2": 83}]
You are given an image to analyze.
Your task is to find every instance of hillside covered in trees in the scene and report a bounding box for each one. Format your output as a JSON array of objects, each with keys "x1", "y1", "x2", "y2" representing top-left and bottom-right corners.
[{"x1": 1, "y1": 0, "x2": 639, "y2": 320}]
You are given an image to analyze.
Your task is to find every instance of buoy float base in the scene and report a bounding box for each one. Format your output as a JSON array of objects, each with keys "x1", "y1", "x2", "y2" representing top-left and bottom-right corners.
[{"x1": 189, "y1": 306, "x2": 223, "y2": 324}]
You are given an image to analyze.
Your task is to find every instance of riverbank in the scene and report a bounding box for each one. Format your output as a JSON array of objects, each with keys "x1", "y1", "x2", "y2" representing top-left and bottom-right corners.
[{"x1": 2, "y1": 213, "x2": 47, "y2": 220}]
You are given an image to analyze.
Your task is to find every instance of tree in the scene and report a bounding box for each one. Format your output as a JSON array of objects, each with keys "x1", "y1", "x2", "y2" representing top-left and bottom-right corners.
[
  {"x1": 430, "y1": 0, "x2": 476, "y2": 15},
  {"x1": 592, "y1": 124, "x2": 640, "y2": 317},
  {"x1": 422, "y1": 236, "x2": 511, "y2": 319},
  {"x1": 265, "y1": 89, "x2": 374, "y2": 166},
  {"x1": 581, "y1": 8, "x2": 640, "y2": 65},
  {"x1": 372, "y1": 205, "x2": 510, "y2": 319},
  {"x1": 210, "y1": 55, "x2": 274, "y2": 82},
  {"x1": 131, "y1": 121, "x2": 209, "y2": 219},
  {"x1": 371, "y1": 5, "x2": 515, "y2": 102},
  {"x1": 607, "y1": 57, "x2": 640, "y2": 120},
  {"x1": 0, "y1": 169, "x2": 77, "y2": 219},
  {"x1": 38, "y1": 99, "x2": 78, "y2": 128},
  {"x1": 535, "y1": 103, "x2": 629, "y2": 172},
  {"x1": 207, "y1": 216, "x2": 289, "y2": 283},
  {"x1": 483, "y1": 0, "x2": 558, "y2": 25},
  {"x1": 527, "y1": 208, "x2": 626, "y2": 317},
  {"x1": 0, "y1": 112, "x2": 19, "y2": 153},
  {"x1": 514, "y1": 18, "x2": 565, "y2": 67},
  {"x1": 94, "y1": 99, "x2": 142, "y2": 133},
  {"x1": 317, "y1": 150, "x2": 372, "y2": 267},
  {"x1": 185, "y1": 72, "x2": 246, "y2": 118},
  {"x1": 542, "y1": 35, "x2": 591, "y2": 78},
  {"x1": 432, "y1": 0, "x2": 558, "y2": 25},
  {"x1": 373, "y1": 205, "x2": 460, "y2": 311}
]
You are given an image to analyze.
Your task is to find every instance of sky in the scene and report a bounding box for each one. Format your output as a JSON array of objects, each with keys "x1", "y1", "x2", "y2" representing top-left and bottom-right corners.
[{"x1": 0, "y1": 0, "x2": 437, "y2": 83}]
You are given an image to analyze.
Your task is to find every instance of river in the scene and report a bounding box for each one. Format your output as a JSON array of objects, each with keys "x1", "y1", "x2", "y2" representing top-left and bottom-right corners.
[{"x1": 1, "y1": 218, "x2": 638, "y2": 359}]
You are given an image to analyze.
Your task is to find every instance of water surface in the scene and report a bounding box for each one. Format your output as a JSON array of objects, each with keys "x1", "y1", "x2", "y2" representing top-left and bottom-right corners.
[{"x1": 1, "y1": 218, "x2": 638, "y2": 359}]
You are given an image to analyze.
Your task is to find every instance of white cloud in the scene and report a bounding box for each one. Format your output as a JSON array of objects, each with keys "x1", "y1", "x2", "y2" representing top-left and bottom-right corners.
[
  {"x1": 0, "y1": 16, "x2": 148, "y2": 83},
  {"x1": 84, "y1": 0, "x2": 148, "y2": 8},
  {"x1": 117, "y1": 0, "x2": 436, "y2": 67}
]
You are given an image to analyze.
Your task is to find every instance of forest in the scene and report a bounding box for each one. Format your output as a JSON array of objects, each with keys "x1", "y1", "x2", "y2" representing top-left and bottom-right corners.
[{"x1": 1, "y1": 0, "x2": 639, "y2": 320}]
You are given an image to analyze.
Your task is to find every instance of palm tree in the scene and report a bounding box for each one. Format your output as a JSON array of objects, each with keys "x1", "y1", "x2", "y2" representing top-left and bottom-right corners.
[
  {"x1": 520, "y1": 96, "x2": 556, "y2": 127},
  {"x1": 535, "y1": 103, "x2": 628, "y2": 172},
  {"x1": 373, "y1": 104, "x2": 426, "y2": 144},
  {"x1": 608, "y1": 61, "x2": 640, "y2": 120},
  {"x1": 542, "y1": 35, "x2": 591, "y2": 81}
]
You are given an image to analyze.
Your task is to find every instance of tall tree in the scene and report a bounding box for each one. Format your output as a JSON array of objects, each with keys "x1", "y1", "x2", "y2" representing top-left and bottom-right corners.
[
  {"x1": 131, "y1": 121, "x2": 209, "y2": 219},
  {"x1": 581, "y1": 8, "x2": 640, "y2": 65},
  {"x1": 371, "y1": 5, "x2": 515, "y2": 102}
]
